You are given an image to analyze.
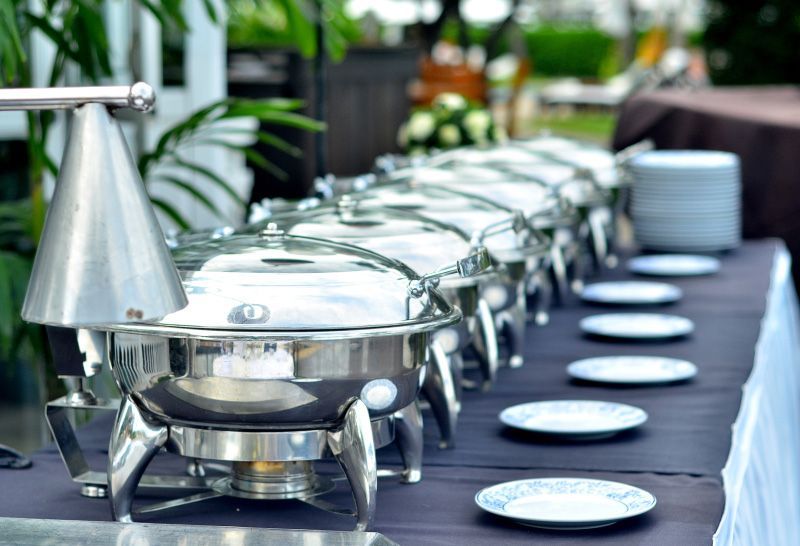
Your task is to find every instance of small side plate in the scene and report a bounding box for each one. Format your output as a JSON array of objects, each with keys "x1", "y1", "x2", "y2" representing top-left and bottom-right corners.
[
  {"x1": 499, "y1": 400, "x2": 648, "y2": 440},
  {"x1": 627, "y1": 254, "x2": 721, "y2": 277},
  {"x1": 567, "y1": 356, "x2": 698, "y2": 385},
  {"x1": 476, "y1": 477, "x2": 657, "y2": 530},
  {"x1": 580, "y1": 313, "x2": 695, "y2": 340},
  {"x1": 581, "y1": 281, "x2": 682, "y2": 305}
]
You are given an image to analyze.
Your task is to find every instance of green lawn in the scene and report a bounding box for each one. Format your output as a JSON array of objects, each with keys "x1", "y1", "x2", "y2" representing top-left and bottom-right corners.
[{"x1": 528, "y1": 111, "x2": 617, "y2": 146}]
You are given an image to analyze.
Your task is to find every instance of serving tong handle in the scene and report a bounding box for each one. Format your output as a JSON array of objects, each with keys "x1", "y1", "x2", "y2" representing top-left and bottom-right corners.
[
  {"x1": 408, "y1": 247, "x2": 491, "y2": 298},
  {"x1": 0, "y1": 83, "x2": 154, "y2": 112}
]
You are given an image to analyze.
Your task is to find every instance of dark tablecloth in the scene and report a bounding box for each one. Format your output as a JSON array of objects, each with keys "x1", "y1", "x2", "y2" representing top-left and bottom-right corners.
[
  {"x1": 613, "y1": 87, "x2": 800, "y2": 283},
  {"x1": 0, "y1": 240, "x2": 781, "y2": 545}
]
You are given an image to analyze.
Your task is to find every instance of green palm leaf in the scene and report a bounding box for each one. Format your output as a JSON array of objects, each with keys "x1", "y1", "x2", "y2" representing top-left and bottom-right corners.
[
  {"x1": 149, "y1": 197, "x2": 191, "y2": 231},
  {"x1": 155, "y1": 175, "x2": 225, "y2": 219}
]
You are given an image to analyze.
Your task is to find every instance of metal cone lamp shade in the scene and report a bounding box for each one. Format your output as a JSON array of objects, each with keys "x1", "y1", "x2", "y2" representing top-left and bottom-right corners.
[{"x1": 21, "y1": 102, "x2": 188, "y2": 326}]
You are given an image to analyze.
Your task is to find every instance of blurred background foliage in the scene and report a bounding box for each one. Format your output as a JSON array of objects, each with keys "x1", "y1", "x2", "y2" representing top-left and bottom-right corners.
[
  {"x1": 228, "y1": 0, "x2": 361, "y2": 61},
  {"x1": 703, "y1": 0, "x2": 800, "y2": 85},
  {"x1": 525, "y1": 26, "x2": 616, "y2": 80}
]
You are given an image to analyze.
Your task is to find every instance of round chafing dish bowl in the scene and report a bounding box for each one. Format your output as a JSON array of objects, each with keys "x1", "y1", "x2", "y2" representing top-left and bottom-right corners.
[{"x1": 104, "y1": 231, "x2": 463, "y2": 429}]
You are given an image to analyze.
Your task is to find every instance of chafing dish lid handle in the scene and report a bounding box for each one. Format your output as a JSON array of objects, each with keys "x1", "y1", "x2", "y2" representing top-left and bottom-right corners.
[{"x1": 408, "y1": 247, "x2": 491, "y2": 297}]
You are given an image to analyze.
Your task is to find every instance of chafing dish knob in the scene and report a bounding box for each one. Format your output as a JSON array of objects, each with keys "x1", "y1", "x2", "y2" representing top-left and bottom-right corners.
[
  {"x1": 337, "y1": 195, "x2": 358, "y2": 210},
  {"x1": 259, "y1": 222, "x2": 286, "y2": 238}
]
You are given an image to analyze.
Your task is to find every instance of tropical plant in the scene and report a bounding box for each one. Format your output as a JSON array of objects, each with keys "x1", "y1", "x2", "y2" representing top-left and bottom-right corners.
[
  {"x1": 0, "y1": 1, "x2": 324, "y2": 367},
  {"x1": 227, "y1": 0, "x2": 360, "y2": 62},
  {"x1": 140, "y1": 96, "x2": 322, "y2": 229}
]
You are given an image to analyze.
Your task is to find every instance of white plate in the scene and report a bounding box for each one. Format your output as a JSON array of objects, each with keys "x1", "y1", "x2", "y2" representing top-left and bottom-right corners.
[
  {"x1": 630, "y1": 203, "x2": 740, "y2": 215},
  {"x1": 580, "y1": 313, "x2": 695, "y2": 339},
  {"x1": 638, "y1": 233, "x2": 740, "y2": 243},
  {"x1": 630, "y1": 150, "x2": 739, "y2": 170},
  {"x1": 632, "y1": 166, "x2": 740, "y2": 175},
  {"x1": 499, "y1": 400, "x2": 648, "y2": 439},
  {"x1": 475, "y1": 478, "x2": 657, "y2": 530},
  {"x1": 631, "y1": 186, "x2": 740, "y2": 197},
  {"x1": 581, "y1": 281, "x2": 682, "y2": 305},
  {"x1": 634, "y1": 232, "x2": 740, "y2": 243},
  {"x1": 631, "y1": 190, "x2": 741, "y2": 201},
  {"x1": 640, "y1": 242, "x2": 739, "y2": 253},
  {"x1": 632, "y1": 170, "x2": 740, "y2": 180},
  {"x1": 633, "y1": 224, "x2": 740, "y2": 236},
  {"x1": 567, "y1": 356, "x2": 698, "y2": 385},
  {"x1": 627, "y1": 255, "x2": 721, "y2": 276},
  {"x1": 634, "y1": 225, "x2": 740, "y2": 236}
]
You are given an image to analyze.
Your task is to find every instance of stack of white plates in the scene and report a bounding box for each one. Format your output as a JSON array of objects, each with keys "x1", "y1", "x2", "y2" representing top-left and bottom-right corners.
[{"x1": 629, "y1": 150, "x2": 741, "y2": 252}]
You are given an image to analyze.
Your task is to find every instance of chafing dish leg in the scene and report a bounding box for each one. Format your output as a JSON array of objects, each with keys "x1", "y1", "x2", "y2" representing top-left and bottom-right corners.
[
  {"x1": 394, "y1": 401, "x2": 423, "y2": 484},
  {"x1": 588, "y1": 207, "x2": 609, "y2": 273},
  {"x1": 108, "y1": 396, "x2": 168, "y2": 523},
  {"x1": 572, "y1": 237, "x2": 589, "y2": 294},
  {"x1": 550, "y1": 244, "x2": 570, "y2": 305},
  {"x1": 449, "y1": 350, "x2": 464, "y2": 406},
  {"x1": 422, "y1": 341, "x2": 458, "y2": 449},
  {"x1": 474, "y1": 299, "x2": 499, "y2": 389},
  {"x1": 327, "y1": 399, "x2": 377, "y2": 532},
  {"x1": 528, "y1": 269, "x2": 552, "y2": 326},
  {"x1": 498, "y1": 310, "x2": 525, "y2": 369}
]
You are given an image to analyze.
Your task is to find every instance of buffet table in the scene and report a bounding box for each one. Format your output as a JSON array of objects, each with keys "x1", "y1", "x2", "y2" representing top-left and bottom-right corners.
[
  {"x1": 0, "y1": 240, "x2": 797, "y2": 545},
  {"x1": 612, "y1": 87, "x2": 800, "y2": 286}
]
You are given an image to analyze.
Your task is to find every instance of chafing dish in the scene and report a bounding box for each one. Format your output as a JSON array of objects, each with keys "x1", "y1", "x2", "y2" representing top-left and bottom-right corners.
[
  {"x1": 100, "y1": 226, "x2": 489, "y2": 530},
  {"x1": 383, "y1": 160, "x2": 593, "y2": 304},
  {"x1": 247, "y1": 201, "x2": 500, "y2": 447},
  {"x1": 354, "y1": 184, "x2": 550, "y2": 368}
]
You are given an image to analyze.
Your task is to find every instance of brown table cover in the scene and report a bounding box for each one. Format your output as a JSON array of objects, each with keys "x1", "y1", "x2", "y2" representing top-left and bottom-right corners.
[{"x1": 613, "y1": 86, "x2": 800, "y2": 283}]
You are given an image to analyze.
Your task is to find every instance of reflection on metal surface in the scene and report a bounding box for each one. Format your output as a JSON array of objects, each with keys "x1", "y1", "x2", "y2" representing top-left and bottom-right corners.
[
  {"x1": 108, "y1": 332, "x2": 425, "y2": 427},
  {"x1": 422, "y1": 341, "x2": 458, "y2": 449},
  {"x1": 328, "y1": 399, "x2": 377, "y2": 531},
  {"x1": 393, "y1": 401, "x2": 423, "y2": 484},
  {"x1": 475, "y1": 299, "x2": 499, "y2": 387},
  {"x1": 360, "y1": 379, "x2": 398, "y2": 411},
  {"x1": 108, "y1": 397, "x2": 169, "y2": 522},
  {"x1": 0, "y1": 517, "x2": 398, "y2": 545},
  {"x1": 121, "y1": 233, "x2": 459, "y2": 334}
]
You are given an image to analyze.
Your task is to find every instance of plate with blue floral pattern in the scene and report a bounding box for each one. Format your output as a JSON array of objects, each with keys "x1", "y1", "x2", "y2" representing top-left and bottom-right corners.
[
  {"x1": 499, "y1": 400, "x2": 648, "y2": 440},
  {"x1": 475, "y1": 477, "x2": 657, "y2": 530}
]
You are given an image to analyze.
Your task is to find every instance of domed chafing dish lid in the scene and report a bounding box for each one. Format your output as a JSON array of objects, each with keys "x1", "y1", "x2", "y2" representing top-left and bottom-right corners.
[
  {"x1": 356, "y1": 184, "x2": 549, "y2": 264},
  {"x1": 395, "y1": 150, "x2": 609, "y2": 210},
  {"x1": 107, "y1": 228, "x2": 461, "y2": 335},
  {"x1": 251, "y1": 202, "x2": 492, "y2": 288}
]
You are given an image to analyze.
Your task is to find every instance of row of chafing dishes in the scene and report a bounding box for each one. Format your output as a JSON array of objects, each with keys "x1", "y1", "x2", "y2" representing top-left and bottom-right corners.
[{"x1": 92, "y1": 136, "x2": 648, "y2": 531}]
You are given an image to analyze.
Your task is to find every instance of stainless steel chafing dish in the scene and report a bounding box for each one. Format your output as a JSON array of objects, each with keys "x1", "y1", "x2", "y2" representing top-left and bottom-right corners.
[
  {"x1": 247, "y1": 201, "x2": 501, "y2": 448},
  {"x1": 371, "y1": 142, "x2": 630, "y2": 295},
  {"x1": 382, "y1": 160, "x2": 592, "y2": 303},
  {"x1": 101, "y1": 226, "x2": 488, "y2": 530},
  {"x1": 354, "y1": 184, "x2": 550, "y2": 368}
]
